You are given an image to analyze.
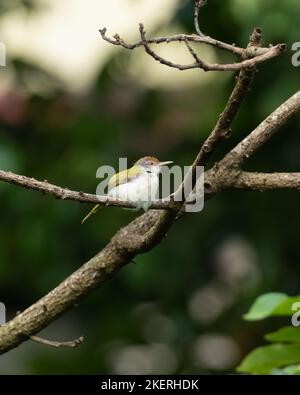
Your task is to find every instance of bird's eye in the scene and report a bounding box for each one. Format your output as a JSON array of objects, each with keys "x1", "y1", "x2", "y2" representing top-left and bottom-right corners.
[{"x1": 146, "y1": 169, "x2": 152, "y2": 173}]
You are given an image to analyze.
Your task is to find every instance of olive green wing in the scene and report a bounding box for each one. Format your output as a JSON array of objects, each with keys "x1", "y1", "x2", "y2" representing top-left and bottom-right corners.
[{"x1": 108, "y1": 166, "x2": 141, "y2": 191}]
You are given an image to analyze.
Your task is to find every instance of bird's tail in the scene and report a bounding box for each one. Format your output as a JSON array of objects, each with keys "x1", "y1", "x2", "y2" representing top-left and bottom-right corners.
[{"x1": 81, "y1": 204, "x2": 102, "y2": 224}]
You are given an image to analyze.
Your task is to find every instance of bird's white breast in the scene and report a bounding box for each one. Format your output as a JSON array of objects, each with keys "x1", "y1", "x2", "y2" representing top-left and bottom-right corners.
[{"x1": 108, "y1": 173, "x2": 159, "y2": 204}]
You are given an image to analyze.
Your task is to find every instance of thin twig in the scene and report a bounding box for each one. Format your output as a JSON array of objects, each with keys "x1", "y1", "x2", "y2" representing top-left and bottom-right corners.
[
  {"x1": 184, "y1": 39, "x2": 206, "y2": 68},
  {"x1": 194, "y1": 0, "x2": 207, "y2": 36},
  {"x1": 99, "y1": 0, "x2": 285, "y2": 73},
  {"x1": 100, "y1": 23, "x2": 285, "y2": 73},
  {"x1": 128, "y1": 24, "x2": 285, "y2": 72},
  {"x1": 30, "y1": 335, "x2": 84, "y2": 348},
  {"x1": 99, "y1": 28, "x2": 244, "y2": 56}
]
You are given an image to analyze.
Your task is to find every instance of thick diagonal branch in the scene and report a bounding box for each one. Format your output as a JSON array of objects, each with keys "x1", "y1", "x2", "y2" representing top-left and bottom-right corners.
[
  {"x1": 195, "y1": 28, "x2": 262, "y2": 167},
  {"x1": 174, "y1": 28, "x2": 261, "y2": 206},
  {"x1": 0, "y1": 208, "x2": 176, "y2": 354}
]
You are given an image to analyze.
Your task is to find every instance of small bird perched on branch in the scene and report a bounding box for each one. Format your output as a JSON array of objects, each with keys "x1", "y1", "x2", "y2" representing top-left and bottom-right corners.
[{"x1": 82, "y1": 156, "x2": 173, "y2": 223}]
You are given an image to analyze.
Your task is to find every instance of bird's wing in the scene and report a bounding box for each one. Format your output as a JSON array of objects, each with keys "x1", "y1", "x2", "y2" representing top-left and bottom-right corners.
[{"x1": 108, "y1": 166, "x2": 141, "y2": 191}]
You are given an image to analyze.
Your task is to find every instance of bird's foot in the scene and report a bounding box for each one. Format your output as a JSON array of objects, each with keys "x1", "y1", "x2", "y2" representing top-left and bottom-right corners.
[
  {"x1": 128, "y1": 201, "x2": 151, "y2": 212},
  {"x1": 141, "y1": 201, "x2": 151, "y2": 211}
]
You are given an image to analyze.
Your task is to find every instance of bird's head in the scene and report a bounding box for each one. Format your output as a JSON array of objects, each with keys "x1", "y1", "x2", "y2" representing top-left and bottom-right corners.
[{"x1": 134, "y1": 156, "x2": 173, "y2": 175}]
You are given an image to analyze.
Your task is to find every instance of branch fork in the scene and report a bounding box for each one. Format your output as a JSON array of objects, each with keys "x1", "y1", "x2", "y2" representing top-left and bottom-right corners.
[{"x1": 99, "y1": 3, "x2": 285, "y2": 73}]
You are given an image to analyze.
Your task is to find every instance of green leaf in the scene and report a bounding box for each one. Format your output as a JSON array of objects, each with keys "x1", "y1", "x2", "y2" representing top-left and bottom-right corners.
[
  {"x1": 243, "y1": 293, "x2": 288, "y2": 321},
  {"x1": 280, "y1": 365, "x2": 300, "y2": 375},
  {"x1": 266, "y1": 327, "x2": 300, "y2": 343},
  {"x1": 273, "y1": 296, "x2": 300, "y2": 316},
  {"x1": 237, "y1": 343, "x2": 300, "y2": 374}
]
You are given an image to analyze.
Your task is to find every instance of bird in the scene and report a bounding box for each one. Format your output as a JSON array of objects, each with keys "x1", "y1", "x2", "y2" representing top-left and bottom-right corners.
[{"x1": 81, "y1": 156, "x2": 173, "y2": 223}]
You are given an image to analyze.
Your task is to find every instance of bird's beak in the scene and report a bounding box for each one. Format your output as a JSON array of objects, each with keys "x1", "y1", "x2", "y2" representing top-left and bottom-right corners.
[{"x1": 159, "y1": 161, "x2": 173, "y2": 166}]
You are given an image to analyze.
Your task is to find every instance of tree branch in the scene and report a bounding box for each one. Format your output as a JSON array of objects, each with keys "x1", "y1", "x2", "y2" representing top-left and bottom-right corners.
[
  {"x1": 233, "y1": 172, "x2": 300, "y2": 191},
  {"x1": 100, "y1": 18, "x2": 285, "y2": 73},
  {"x1": 30, "y1": 335, "x2": 84, "y2": 348},
  {"x1": 194, "y1": 0, "x2": 207, "y2": 36},
  {"x1": 135, "y1": 24, "x2": 285, "y2": 73},
  {"x1": 99, "y1": 28, "x2": 244, "y2": 56},
  {"x1": 0, "y1": 208, "x2": 176, "y2": 354},
  {"x1": 99, "y1": 0, "x2": 285, "y2": 73},
  {"x1": 195, "y1": 28, "x2": 262, "y2": 168},
  {"x1": 174, "y1": 28, "x2": 261, "y2": 206},
  {"x1": 0, "y1": 170, "x2": 177, "y2": 211}
]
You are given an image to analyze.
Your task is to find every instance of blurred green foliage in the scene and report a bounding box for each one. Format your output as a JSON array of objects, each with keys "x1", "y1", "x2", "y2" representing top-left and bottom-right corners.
[
  {"x1": 238, "y1": 293, "x2": 300, "y2": 374},
  {"x1": 0, "y1": 0, "x2": 300, "y2": 374}
]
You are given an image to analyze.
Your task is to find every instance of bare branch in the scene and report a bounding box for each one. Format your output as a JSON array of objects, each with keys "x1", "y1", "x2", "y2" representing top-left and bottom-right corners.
[
  {"x1": 0, "y1": 208, "x2": 176, "y2": 354},
  {"x1": 195, "y1": 28, "x2": 262, "y2": 167},
  {"x1": 99, "y1": 28, "x2": 244, "y2": 56},
  {"x1": 183, "y1": 39, "x2": 206, "y2": 68},
  {"x1": 174, "y1": 28, "x2": 261, "y2": 207},
  {"x1": 121, "y1": 24, "x2": 285, "y2": 73},
  {"x1": 194, "y1": 0, "x2": 207, "y2": 36},
  {"x1": 233, "y1": 172, "x2": 300, "y2": 191},
  {"x1": 100, "y1": 8, "x2": 285, "y2": 74},
  {"x1": 0, "y1": 170, "x2": 177, "y2": 211},
  {"x1": 203, "y1": 170, "x2": 300, "y2": 195},
  {"x1": 30, "y1": 335, "x2": 84, "y2": 348}
]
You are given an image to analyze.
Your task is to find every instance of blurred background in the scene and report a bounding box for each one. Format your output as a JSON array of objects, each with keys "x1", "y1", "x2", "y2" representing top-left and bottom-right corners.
[{"x1": 0, "y1": 0, "x2": 299, "y2": 374}]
